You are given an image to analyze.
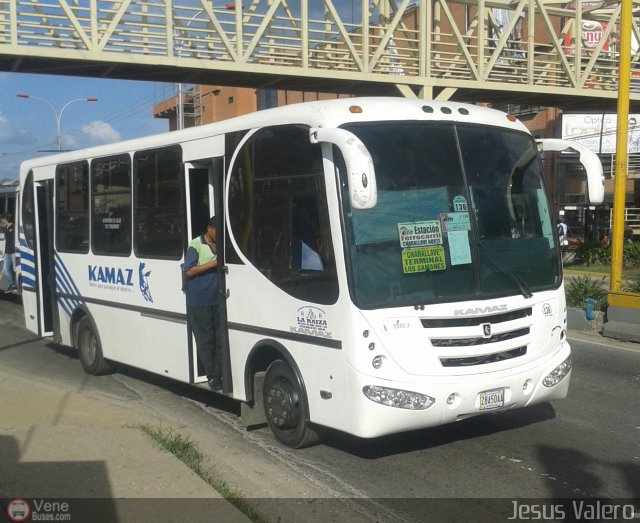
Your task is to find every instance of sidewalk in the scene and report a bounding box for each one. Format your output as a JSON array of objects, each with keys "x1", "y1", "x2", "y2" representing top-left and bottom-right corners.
[{"x1": 0, "y1": 364, "x2": 251, "y2": 523}]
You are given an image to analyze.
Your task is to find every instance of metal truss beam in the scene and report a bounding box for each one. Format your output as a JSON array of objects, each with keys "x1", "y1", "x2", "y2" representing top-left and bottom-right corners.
[{"x1": 0, "y1": 0, "x2": 639, "y2": 108}]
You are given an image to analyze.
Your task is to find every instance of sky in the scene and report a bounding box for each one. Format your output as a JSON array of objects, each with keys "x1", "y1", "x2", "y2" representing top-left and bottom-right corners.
[
  {"x1": 0, "y1": 1, "x2": 405, "y2": 181},
  {"x1": 0, "y1": 72, "x2": 174, "y2": 180}
]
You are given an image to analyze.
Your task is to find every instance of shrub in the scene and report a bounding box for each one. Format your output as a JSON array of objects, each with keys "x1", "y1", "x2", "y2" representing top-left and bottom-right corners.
[
  {"x1": 623, "y1": 240, "x2": 640, "y2": 268},
  {"x1": 565, "y1": 274, "x2": 608, "y2": 311},
  {"x1": 573, "y1": 240, "x2": 610, "y2": 266},
  {"x1": 622, "y1": 274, "x2": 640, "y2": 293}
]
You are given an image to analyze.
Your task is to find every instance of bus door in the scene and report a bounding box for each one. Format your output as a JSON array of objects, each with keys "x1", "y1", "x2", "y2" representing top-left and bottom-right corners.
[
  {"x1": 21, "y1": 175, "x2": 57, "y2": 337},
  {"x1": 185, "y1": 159, "x2": 232, "y2": 393}
]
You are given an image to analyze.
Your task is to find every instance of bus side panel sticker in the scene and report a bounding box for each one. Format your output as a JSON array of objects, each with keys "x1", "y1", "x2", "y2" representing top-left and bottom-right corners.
[
  {"x1": 292, "y1": 306, "x2": 333, "y2": 339},
  {"x1": 401, "y1": 245, "x2": 446, "y2": 273}
]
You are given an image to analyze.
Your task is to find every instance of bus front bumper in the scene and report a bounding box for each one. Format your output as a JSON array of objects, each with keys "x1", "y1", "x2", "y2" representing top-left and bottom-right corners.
[{"x1": 346, "y1": 343, "x2": 571, "y2": 439}]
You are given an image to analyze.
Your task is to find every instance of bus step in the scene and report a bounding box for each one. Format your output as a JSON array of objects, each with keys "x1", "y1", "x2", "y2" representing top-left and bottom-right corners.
[{"x1": 241, "y1": 371, "x2": 267, "y2": 428}]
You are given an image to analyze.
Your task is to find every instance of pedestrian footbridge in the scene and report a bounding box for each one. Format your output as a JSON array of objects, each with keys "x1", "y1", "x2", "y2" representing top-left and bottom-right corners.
[{"x1": 0, "y1": 0, "x2": 638, "y2": 108}]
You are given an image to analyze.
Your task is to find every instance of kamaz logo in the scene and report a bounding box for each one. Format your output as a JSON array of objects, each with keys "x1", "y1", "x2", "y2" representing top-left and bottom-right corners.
[
  {"x1": 88, "y1": 265, "x2": 134, "y2": 286},
  {"x1": 453, "y1": 304, "x2": 508, "y2": 316}
]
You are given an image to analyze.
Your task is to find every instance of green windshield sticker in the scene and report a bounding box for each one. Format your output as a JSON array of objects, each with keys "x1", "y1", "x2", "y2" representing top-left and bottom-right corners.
[
  {"x1": 402, "y1": 246, "x2": 446, "y2": 273},
  {"x1": 397, "y1": 221, "x2": 442, "y2": 248}
]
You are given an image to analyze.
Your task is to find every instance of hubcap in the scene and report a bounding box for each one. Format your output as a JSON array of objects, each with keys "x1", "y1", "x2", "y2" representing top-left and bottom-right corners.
[{"x1": 266, "y1": 379, "x2": 299, "y2": 430}]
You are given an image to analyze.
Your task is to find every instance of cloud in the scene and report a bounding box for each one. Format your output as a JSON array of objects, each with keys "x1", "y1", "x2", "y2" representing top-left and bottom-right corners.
[
  {"x1": 81, "y1": 120, "x2": 121, "y2": 144},
  {"x1": 0, "y1": 112, "x2": 31, "y2": 146}
]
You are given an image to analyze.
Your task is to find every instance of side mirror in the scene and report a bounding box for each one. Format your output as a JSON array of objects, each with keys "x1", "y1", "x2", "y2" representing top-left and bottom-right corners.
[
  {"x1": 536, "y1": 138, "x2": 605, "y2": 204},
  {"x1": 310, "y1": 127, "x2": 377, "y2": 209}
]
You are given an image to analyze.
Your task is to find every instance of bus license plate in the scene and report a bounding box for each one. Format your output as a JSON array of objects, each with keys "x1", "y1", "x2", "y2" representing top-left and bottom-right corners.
[{"x1": 479, "y1": 388, "x2": 505, "y2": 410}]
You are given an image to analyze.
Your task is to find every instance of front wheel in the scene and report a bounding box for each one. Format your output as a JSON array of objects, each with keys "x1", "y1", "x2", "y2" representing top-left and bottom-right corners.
[
  {"x1": 76, "y1": 317, "x2": 112, "y2": 375},
  {"x1": 263, "y1": 360, "x2": 321, "y2": 449}
]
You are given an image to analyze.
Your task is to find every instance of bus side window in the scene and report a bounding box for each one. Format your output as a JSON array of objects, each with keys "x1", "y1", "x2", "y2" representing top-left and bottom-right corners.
[
  {"x1": 291, "y1": 196, "x2": 324, "y2": 271},
  {"x1": 228, "y1": 125, "x2": 338, "y2": 305},
  {"x1": 133, "y1": 146, "x2": 183, "y2": 260},
  {"x1": 56, "y1": 162, "x2": 90, "y2": 253},
  {"x1": 91, "y1": 154, "x2": 132, "y2": 256}
]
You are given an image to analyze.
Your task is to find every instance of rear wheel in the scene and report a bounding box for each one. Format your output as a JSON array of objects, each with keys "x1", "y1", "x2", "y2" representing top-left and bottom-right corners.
[
  {"x1": 76, "y1": 317, "x2": 112, "y2": 375},
  {"x1": 263, "y1": 360, "x2": 321, "y2": 449}
]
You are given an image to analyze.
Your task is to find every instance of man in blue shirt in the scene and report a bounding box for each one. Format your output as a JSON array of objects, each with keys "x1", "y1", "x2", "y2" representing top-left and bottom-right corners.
[{"x1": 182, "y1": 217, "x2": 222, "y2": 391}]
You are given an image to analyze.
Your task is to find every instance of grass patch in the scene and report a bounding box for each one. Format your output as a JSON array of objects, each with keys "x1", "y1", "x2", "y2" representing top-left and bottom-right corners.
[
  {"x1": 564, "y1": 263, "x2": 610, "y2": 274},
  {"x1": 138, "y1": 424, "x2": 267, "y2": 523},
  {"x1": 565, "y1": 264, "x2": 640, "y2": 279}
]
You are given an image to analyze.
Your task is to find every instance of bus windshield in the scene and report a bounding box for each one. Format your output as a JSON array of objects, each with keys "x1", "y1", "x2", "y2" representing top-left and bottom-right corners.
[{"x1": 338, "y1": 121, "x2": 560, "y2": 309}]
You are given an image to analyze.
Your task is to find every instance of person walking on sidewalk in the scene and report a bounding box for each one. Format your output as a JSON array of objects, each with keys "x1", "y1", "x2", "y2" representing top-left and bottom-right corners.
[
  {"x1": 182, "y1": 217, "x2": 222, "y2": 391},
  {"x1": 557, "y1": 218, "x2": 568, "y2": 248},
  {"x1": 1, "y1": 213, "x2": 17, "y2": 292}
]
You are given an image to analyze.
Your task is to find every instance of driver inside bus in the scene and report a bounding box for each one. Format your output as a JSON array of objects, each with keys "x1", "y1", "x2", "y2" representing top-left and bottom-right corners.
[{"x1": 182, "y1": 217, "x2": 222, "y2": 391}]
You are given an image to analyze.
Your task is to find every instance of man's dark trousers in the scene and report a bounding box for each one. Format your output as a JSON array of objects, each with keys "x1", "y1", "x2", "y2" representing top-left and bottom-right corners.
[{"x1": 188, "y1": 305, "x2": 221, "y2": 379}]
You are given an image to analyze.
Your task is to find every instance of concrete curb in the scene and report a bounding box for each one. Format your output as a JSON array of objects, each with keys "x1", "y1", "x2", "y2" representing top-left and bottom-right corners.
[
  {"x1": 602, "y1": 305, "x2": 640, "y2": 343},
  {"x1": 566, "y1": 306, "x2": 604, "y2": 332}
]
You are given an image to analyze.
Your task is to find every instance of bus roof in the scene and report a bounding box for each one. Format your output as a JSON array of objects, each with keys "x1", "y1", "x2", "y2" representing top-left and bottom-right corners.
[
  {"x1": 0, "y1": 179, "x2": 19, "y2": 193},
  {"x1": 19, "y1": 97, "x2": 529, "y2": 174}
]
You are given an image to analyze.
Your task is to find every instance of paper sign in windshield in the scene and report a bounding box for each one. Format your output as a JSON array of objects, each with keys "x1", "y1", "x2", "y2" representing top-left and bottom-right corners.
[
  {"x1": 453, "y1": 195, "x2": 468, "y2": 212},
  {"x1": 397, "y1": 221, "x2": 442, "y2": 248},
  {"x1": 440, "y1": 212, "x2": 470, "y2": 232},
  {"x1": 402, "y1": 246, "x2": 446, "y2": 273},
  {"x1": 448, "y1": 230, "x2": 472, "y2": 265}
]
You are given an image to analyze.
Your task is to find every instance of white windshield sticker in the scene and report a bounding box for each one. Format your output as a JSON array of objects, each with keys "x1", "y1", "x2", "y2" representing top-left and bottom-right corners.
[
  {"x1": 440, "y1": 212, "x2": 471, "y2": 232},
  {"x1": 448, "y1": 230, "x2": 472, "y2": 265},
  {"x1": 453, "y1": 195, "x2": 468, "y2": 212},
  {"x1": 397, "y1": 221, "x2": 443, "y2": 248}
]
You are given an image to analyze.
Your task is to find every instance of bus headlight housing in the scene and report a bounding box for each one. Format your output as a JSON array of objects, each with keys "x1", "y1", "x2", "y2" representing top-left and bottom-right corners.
[
  {"x1": 363, "y1": 385, "x2": 435, "y2": 410},
  {"x1": 542, "y1": 356, "x2": 572, "y2": 387}
]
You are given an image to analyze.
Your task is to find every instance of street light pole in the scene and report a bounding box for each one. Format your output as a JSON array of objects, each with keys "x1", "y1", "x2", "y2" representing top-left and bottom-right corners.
[{"x1": 17, "y1": 93, "x2": 98, "y2": 151}]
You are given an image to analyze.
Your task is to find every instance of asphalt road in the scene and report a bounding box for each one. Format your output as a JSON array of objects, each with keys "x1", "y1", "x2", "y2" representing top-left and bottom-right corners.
[{"x1": 1, "y1": 295, "x2": 638, "y2": 523}]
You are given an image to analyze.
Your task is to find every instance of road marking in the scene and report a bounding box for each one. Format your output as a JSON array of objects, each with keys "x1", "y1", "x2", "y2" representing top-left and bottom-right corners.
[{"x1": 568, "y1": 334, "x2": 640, "y2": 354}]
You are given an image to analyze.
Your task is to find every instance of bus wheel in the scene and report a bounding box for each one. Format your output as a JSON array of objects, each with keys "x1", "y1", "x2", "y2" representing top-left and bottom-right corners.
[
  {"x1": 77, "y1": 317, "x2": 112, "y2": 375},
  {"x1": 263, "y1": 360, "x2": 320, "y2": 449}
]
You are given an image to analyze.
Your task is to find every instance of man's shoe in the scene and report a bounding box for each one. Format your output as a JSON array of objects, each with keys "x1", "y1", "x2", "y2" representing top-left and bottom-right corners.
[{"x1": 208, "y1": 377, "x2": 223, "y2": 392}]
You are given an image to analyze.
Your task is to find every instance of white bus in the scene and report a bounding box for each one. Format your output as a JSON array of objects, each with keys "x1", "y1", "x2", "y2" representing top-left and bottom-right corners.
[{"x1": 18, "y1": 98, "x2": 604, "y2": 448}]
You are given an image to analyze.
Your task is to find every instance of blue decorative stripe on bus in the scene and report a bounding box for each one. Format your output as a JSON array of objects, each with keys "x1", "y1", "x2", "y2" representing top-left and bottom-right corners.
[
  {"x1": 20, "y1": 259, "x2": 35, "y2": 274},
  {"x1": 21, "y1": 275, "x2": 36, "y2": 288},
  {"x1": 54, "y1": 252, "x2": 83, "y2": 296},
  {"x1": 20, "y1": 265, "x2": 36, "y2": 279},
  {"x1": 57, "y1": 298, "x2": 73, "y2": 318},
  {"x1": 20, "y1": 250, "x2": 35, "y2": 263},
  {"x1": 56, "y1": 271, "x2": 75, "y2": 297},
  {"x1": 53, "y1": 252, "x2": 83, "y2": 317}
]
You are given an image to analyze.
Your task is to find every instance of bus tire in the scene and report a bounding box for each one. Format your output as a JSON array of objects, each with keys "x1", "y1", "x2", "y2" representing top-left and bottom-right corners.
[
  {"x1": 263, "y1": 360, "x2": 321, "y2": 449},
  {"x1": 77, "y1": 317, "x2": 112, "y2": 376}
]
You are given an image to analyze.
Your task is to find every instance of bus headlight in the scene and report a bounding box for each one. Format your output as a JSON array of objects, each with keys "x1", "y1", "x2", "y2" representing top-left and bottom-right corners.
[
  {"x1": 362, "y1": 385, "x2": 435, "y2": 410},
  {"x1": 542, "y1": 356, "x2": 572, "y2": 387}
]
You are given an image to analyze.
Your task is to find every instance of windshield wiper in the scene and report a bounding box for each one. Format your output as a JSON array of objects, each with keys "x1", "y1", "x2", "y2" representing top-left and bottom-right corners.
[{"x1": 478, "y1": 241, "x2": 533, "y2": 299}]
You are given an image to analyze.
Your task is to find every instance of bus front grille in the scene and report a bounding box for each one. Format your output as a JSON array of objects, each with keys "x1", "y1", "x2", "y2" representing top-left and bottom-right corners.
[
  {"x1": 430, "y1": 327, "x2": 529, "y2": 347},
  {"x1": 421, "y1": 307, "x2": 532, "y2": 328},
  {"x1": 440, "y1": 347, "x2": 527, "y2": 367}
]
